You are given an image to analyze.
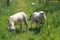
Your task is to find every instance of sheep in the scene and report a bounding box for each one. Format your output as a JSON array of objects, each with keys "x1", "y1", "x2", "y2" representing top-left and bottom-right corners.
[
  {"x1": 8, "y1": 12, "x2": 28, "y2": 32},
  {"x1": 30, "y1": 11, "x2": 46, "y2": 28}
]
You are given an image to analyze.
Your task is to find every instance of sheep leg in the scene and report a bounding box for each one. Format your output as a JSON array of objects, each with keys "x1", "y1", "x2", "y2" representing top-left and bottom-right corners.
[
  {"x1": 26, "y1": 22, "x2": 28, "y2": 31},
  {"x1": 37, "y1": 23, "x2": 39, "y2": 27},
  {"x1": 23, "y1": 16, "x2": 28, "y2": 31},
  {"x1": 24, "y1": 21, "x2": 28, "y2": 31},
  {"x1": 20, "y1": 23, "x2": 22, "y2": 31}
]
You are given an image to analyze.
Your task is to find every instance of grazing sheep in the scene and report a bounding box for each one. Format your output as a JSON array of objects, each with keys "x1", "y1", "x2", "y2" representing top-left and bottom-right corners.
[
  {"x1": 30, "y1": 11, "x2": 46, "y2": 28},
  {"x1": 8, "y1": 12, "x2": 28, "y2": 32}
]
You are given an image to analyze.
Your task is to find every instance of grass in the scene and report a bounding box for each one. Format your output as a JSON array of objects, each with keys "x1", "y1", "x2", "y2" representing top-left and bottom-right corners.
[{"x1": 0, "y1": 0, "x2": 60, "y2": 40}]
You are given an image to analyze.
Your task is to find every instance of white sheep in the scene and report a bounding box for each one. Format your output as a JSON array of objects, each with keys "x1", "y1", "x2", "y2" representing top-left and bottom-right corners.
[
  {"x1": 30, "y1": 11, "x2": 46, "y2": 28},
  {"x1": 8, "y1": 12, "x2": 28, "y2": 31}
]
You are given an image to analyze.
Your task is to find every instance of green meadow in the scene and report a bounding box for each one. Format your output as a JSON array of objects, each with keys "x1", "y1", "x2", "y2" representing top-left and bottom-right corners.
[{"x1": 0, "y1": 0, "x2": 60, "y2": 40}]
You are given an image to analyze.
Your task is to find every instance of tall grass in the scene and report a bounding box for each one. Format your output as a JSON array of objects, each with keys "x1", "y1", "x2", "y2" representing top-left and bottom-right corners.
[{"x1": 0, "y1": 0, "x2": 60, "y2": 40}]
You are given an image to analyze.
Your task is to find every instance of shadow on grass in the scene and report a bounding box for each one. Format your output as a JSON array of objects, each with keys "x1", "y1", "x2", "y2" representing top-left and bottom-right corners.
[
  {"x1": 29, "y1": 37, "x2": 34, "y2": 40},
  {"x1": 15, "y1": 30, "x2": 26, "y2": 34},
  {"x1": 8, "y1": 28, "x2": 26, "y2": 34},
  {"x1": 29, "y1": 26, "x2": 42, "y2": 34}
]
